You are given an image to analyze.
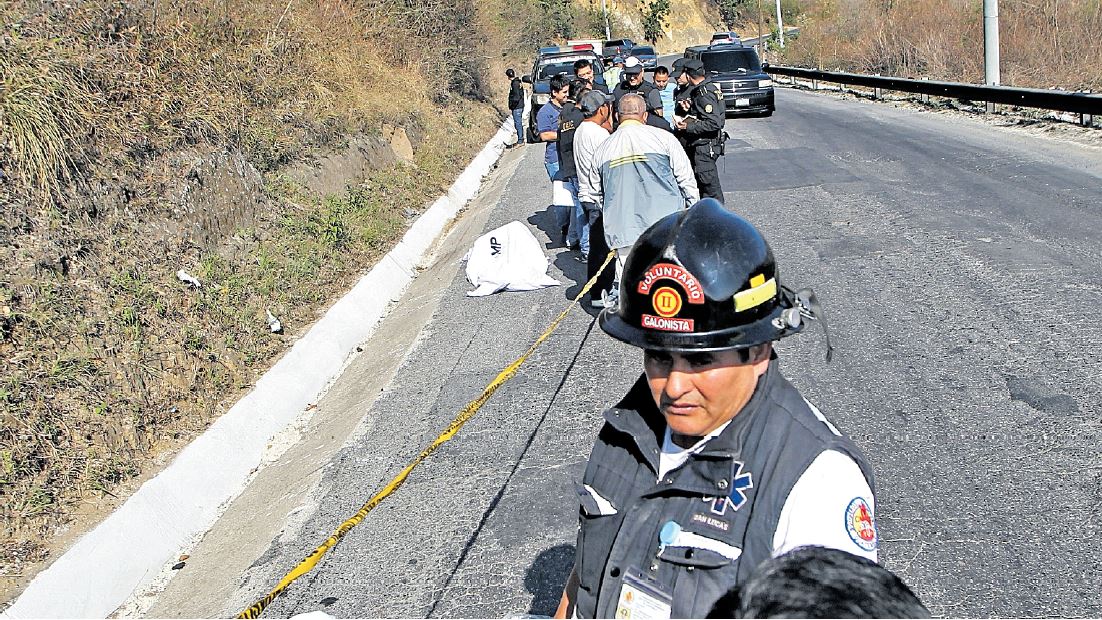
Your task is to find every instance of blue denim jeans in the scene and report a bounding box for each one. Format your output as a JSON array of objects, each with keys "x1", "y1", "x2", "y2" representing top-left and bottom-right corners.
[
  {"x1": 512, "y1": 108, "x2": 525, "y2": 144},
  {"x1": 564, "y1": 177, "x2": 589, "y2": 254}
]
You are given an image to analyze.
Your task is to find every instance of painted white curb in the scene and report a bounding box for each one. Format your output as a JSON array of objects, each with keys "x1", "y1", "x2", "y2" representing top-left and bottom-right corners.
[{"x1": 3, "y1": 117, "x2": 516, "y2": 619}]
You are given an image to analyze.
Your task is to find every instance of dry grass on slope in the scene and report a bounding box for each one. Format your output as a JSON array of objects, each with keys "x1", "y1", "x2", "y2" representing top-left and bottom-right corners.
[
  {"x1": 0, "y1": 0, "x2": 539, "y2": 589},
  {"x1": 784, "y1": 0, "x2": 1102, "y2": 90}
]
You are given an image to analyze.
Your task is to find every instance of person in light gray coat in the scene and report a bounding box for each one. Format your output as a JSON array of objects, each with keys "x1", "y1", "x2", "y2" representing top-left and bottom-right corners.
[{"x1": 581, "y1": 94, "x2": 698, "y2": 306}]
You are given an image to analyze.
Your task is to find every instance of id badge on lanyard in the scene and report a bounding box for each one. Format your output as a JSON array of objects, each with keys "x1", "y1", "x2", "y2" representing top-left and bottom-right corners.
[{"x1": 614, "y1": 567, "x2": 672, "y2": 620}]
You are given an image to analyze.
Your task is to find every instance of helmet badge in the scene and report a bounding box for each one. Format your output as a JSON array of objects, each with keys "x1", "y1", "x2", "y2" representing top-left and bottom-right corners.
[
  {"x1": 636, "y1": 263, "x2": 705, "y2": 303},
  {"x1": 637, "y1": 263, "x2": 703, "y2": 333},
  {"x1": 651, "y1": 287, "x2": 683, "y2": 318}
]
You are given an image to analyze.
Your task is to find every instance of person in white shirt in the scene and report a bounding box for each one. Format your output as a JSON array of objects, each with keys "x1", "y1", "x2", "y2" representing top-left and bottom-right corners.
[{"x1": 573, "y1": 90, "x2": 614, "y2": 307}]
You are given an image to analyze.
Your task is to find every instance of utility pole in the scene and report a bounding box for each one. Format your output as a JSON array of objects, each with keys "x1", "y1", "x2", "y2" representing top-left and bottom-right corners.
[
  {"x1": 757, "y1": 0, "x2": 764, "y2": 56},
  {"x1": 983, "y1": 0, "x2": 1000, "y2": 112},
  {"x1": 601, "y1": 0, "x2": 611, "y2": 39},
  {"x1": 775, "y1": 0, "x2": 785, "y2": 48}
]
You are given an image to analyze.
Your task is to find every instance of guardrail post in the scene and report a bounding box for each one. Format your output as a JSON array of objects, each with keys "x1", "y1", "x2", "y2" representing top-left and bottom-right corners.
[
  {"x1": 986, "y1": 101, "x2": 996, "y2": 113},
  {"x1": 1081, "y1": 91, "x2": 1094, "y2": 127},
  {"x1": 812, "y1": 79, "x2": 818, "y2": 90},
  {"x1": 874, "y1": 87, "x2": 883, "y2": 99}
]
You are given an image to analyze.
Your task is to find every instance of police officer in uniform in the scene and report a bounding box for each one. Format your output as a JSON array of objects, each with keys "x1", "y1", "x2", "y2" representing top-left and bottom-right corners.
[
  {"x1": 673, "y1": 59, "x2": 726, "y2": 203},
  {"x1": 554, "y1": 199, "x2": 878, "y2": 620}
]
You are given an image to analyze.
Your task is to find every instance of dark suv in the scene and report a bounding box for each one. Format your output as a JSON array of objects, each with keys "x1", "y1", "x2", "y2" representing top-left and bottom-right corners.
[{"x1": 685, "y1": 43, "x2": 774, "y2": 116}]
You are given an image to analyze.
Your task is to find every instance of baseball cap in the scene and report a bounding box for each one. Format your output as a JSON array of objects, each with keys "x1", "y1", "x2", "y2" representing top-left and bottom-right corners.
[
  {"x1": 612, "y1": 55, "x2": 624, "y2": 64},
  {"x1": 579, "y1": 90, "x2": 614, "y2": 116},
  {"x1": 677, "y1": 58, "x2": 705, "y2": 77},
  {"x1": 623, "y1": 56, "x2": 643, "y2": 74}
]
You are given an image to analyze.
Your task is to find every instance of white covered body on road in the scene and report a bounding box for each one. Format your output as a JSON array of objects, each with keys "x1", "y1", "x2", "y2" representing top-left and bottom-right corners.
[{"x1": 464, "y1": 221, "x2": 559, "y2": 297}]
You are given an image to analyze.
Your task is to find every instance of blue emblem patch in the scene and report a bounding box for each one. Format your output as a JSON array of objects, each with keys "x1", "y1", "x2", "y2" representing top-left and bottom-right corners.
[{"x1": 708, "y1": 461, "x2": 754, "y2": 516}]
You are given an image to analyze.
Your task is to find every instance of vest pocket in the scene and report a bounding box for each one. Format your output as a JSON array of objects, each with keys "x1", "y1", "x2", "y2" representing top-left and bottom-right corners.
[
  {"x1": 658, "y1": 546, "x2": 741, "y2": 618},
  {"x1": 575, "y1": 483, "x2": 624, "y2": 598}
]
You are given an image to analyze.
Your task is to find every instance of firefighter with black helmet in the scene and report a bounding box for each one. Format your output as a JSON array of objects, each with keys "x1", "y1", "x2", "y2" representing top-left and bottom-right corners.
[
  {"x1": 674, "y1": 59, "x2": 727, "y2": 203},
  {"x1": 554, "y1": 199, "x2": 878, "y2": 620}
]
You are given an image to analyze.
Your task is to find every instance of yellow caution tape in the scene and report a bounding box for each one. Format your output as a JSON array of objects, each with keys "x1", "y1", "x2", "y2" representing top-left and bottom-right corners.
[{"x1": 237, "y1": 250, "x2": 616, "y2": 619}]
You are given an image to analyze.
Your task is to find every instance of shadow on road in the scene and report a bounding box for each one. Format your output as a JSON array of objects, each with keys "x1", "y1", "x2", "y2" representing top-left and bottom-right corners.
[
  {"x1": 524, "y1": 543, "x2": 576, "y2": 616},
  {"x1": 527, "y1": 208, "x2": 566, "y2": 251}
]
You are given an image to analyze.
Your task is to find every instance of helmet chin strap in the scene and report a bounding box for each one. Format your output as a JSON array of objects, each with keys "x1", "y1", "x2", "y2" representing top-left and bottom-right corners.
[{"x1": 795, "y1": 288, "x2": 834, "y2": 363}]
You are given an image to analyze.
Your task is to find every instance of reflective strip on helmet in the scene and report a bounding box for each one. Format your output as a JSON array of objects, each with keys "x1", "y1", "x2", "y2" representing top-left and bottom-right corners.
[{"x1": 733, "y1": 277, "x2": 777, "y2": 312}]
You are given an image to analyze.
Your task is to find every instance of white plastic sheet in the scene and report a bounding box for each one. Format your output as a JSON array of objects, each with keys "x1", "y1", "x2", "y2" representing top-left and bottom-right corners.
[{"x1": 464, "y1": 221, "x2": 559, "y2": 296}]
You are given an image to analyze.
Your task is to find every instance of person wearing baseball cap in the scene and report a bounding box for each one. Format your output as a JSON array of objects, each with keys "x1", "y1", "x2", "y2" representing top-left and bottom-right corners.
[
  {"x1": 574, "y1": 90, "x2": 615, "y2": 296},
  {"x1": 613, "y1": 56, "x2": 665, "y2": 121}
]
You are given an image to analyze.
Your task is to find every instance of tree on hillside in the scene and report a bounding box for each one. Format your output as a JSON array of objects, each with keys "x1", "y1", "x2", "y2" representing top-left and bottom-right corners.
[
  {"x1": 716, "y1": 0, "x2": 752, "y2": 27},
  {"x1": 642, "y1": 0, "x2": 671, "y2": 43}
]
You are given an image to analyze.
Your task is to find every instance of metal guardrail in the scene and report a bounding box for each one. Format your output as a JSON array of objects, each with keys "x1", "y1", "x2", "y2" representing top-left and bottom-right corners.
[{"x1": 764, "y1": 65, "x2": 1102, "y2": 119}]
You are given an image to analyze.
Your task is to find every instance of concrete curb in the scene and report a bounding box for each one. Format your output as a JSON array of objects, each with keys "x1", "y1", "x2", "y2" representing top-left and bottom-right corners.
[{"x1": 3, "y1": 118, "x2": 515, "y2": 619}]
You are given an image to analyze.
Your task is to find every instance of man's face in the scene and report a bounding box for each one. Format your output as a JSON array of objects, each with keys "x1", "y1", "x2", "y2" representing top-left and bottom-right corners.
[
  {"x1": 676, "y1": 71, "x2": 689, "y2": 86},
  {"x1": 644, "y1": 347, "x2": 770, "y2": 438},
  {"x1": 627, "y1": 71, "x2": 643, "y2": 86},
  {"x1": 551, "y1": 85, "x2": 569, "y2": 105},
  {"x1": 654, "y1": 73, "x2": 669, "y2": 89},
  {"x1": 576, "y1": 65, "x2": 594, "y2": 83}
]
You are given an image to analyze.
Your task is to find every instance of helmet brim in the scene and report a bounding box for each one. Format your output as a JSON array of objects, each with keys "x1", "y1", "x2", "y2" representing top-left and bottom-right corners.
[{"x1": 599, "y1": 287, "x2": 806, "y2": 352}]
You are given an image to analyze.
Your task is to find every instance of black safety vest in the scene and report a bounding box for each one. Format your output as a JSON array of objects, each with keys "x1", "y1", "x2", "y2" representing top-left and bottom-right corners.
[{"x1": 573, "y1": 362, "x2": 875, "y2": 619}]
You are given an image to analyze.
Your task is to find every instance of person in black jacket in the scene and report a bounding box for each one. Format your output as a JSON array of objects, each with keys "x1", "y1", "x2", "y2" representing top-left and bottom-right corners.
[
  {"x1": 557, "y1": 79, "x2": 591, "y2": 258},
  {"x1": 573, "y1": 59, "x2": 609, "y2": 94},
  {"x1": 612, "y1": 57, "x2": 670, "y2": 131},
  {"x1": 506, "y1": 68, "x2": 525, "y2": 147},
  {"x1": 674, "y1": 59, "x2": 727, "y2": 202}
]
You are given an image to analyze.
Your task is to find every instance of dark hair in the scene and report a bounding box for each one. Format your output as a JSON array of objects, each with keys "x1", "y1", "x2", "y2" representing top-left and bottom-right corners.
[
  {"x1": 654, "y1": 65, "x2": 670, "y2": 76},
  {"x1": 707, "y1": 547, "x2": 931, "y2": 619},
  {"x1": 549, "y1": 74, "x2": 570, "y2": 93},
  {"x1": 569, "y1": 79, "x2": 590, "y2": 101},
  {"x1": 506, "y1": 68, "x2": 515, "y2": 78},
  {"x1": 573, "y1": 58, "x2": 592, "y2": 73}
]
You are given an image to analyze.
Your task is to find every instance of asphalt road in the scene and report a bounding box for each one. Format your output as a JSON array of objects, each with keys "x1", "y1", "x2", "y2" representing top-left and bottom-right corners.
[{"x1": 155, "y1": 87, "x2": 1101, "y2": 618}]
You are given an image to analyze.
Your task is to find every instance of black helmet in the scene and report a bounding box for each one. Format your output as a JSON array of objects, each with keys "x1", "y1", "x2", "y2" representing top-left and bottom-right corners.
[{"x1": 600, "y1": 199, "x2": 825, "y2": 353}]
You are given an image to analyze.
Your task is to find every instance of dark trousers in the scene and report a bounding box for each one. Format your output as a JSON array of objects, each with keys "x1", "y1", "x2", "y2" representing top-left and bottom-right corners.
[
  {"x1": 692, "y1": 145, "x2": 724, "y2": 204},
  {"x1": 586, "y1": 211, "x2": 615, "y2": 301}
]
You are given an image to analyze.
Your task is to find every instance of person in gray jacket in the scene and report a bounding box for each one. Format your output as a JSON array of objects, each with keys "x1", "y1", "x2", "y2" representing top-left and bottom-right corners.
[
  {"x1": 554, "y1": 200, "x2": 878, "y2": 619},
  {"x1": 581, "y1": 94, "x2": 698, "y2": 308}
]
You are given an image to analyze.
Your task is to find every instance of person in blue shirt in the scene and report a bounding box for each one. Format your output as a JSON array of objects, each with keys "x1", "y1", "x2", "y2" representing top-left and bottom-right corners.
[
  {"x1": 537, "y1": 74, "x2": 571, "y2": 178},
  {"x1": 653, "y1": 65, "x2": 676, "y2": 119},
  {"x1": 537, "y1": 75, "x2": 572, "y2": 240}
]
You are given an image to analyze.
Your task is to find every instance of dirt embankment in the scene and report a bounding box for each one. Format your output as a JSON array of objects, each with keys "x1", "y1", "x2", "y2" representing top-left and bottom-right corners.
[{"x1": 0, "y1": 0, "x2": 559, "y2": 602}]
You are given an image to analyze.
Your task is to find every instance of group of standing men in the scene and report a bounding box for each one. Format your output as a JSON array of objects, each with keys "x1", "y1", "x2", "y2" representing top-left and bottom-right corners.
[
  {"x1": 507, "y1": 54, "x2": 730, "y2": 307},
  {"x1": 502, "y1": 53, "x2": 931, "y2": 620}
]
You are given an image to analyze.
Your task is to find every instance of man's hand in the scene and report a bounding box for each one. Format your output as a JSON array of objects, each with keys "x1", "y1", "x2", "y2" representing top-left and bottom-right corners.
[
  {"x1": 675, "y1": 119, "x2": 688, "y2": 131},
  {"x1": 554, "y1": 567, "x2": 579, "y2": 619},
  {"x1": 678, "y1": 98, "x2": 692, "y2": 112}
]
